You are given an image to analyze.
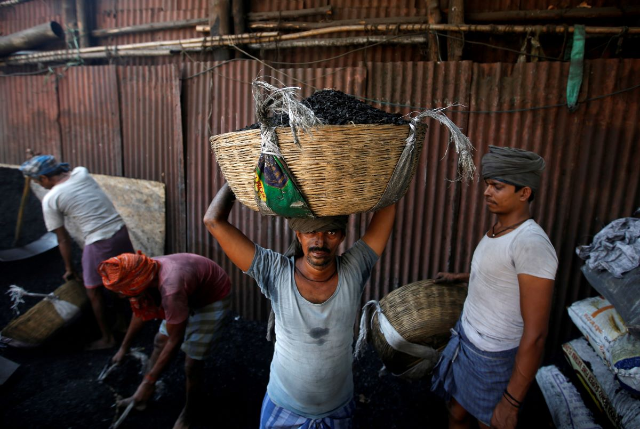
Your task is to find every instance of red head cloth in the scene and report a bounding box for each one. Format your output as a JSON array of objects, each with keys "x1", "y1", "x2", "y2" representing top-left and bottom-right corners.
[{"x1": 98, "y1": 252, "x2": 165, "y2": 321}]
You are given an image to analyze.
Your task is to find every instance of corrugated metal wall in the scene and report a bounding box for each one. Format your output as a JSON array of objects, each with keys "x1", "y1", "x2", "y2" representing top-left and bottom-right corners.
[
  {"x1": 57, "y1": 66, "x2": 123, "y2": 175},
  {"x1": 0, "y1": 74, "x2": 61, "y2": 162},
  {"x1": 2, "y1": 58, "x2": 638, "y2": 355},
  {"x1": 117, "y1": 64, "x2": 186, "y2": 253},
  {"x1": 2, "y1": 0, "x2": 640, "y2": 354}
]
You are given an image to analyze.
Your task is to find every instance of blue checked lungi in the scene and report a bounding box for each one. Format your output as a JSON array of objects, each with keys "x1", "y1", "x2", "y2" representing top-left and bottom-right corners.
[
  {"x1": 259, "y1": 392, "x2": 356, "y2": 429},
  {"x1": 159, "y1": 294, "x2": 231, "y2": 360},
  {"x1": 431, "y1": 319, "x2": 518, "y2": 425}
]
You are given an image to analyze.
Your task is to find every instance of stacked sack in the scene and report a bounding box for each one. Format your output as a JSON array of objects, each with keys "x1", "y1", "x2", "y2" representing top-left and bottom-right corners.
[{"x1": 561, "y1": 217, "x2": 640, "y2": 428}]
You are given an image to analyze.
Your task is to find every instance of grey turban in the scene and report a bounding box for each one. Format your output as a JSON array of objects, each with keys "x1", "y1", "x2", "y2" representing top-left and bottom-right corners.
[
  {"x1": 481, "y1": 145, "x2": 546, "y2": 193},
  {"x1": 284, "y1": 216, "x2": 349, "y2": 257}
]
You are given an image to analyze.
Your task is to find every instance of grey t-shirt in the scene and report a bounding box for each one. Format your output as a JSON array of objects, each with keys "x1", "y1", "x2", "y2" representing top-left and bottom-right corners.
[
  {"x1": 247, "y1": 239, "x2": 378, "y2": 418},
  {"x1": 42, "y1": 167, "x2": 124, "y2": 245}
]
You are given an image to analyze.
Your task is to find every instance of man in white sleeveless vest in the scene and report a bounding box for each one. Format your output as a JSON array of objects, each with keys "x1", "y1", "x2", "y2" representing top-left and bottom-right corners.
[
  {"x1": 204, "y1": 183, "x2": 396, "y2": 428},
  {"x1": 432, "y1": 146, "x2": 558, "y2": 429}
]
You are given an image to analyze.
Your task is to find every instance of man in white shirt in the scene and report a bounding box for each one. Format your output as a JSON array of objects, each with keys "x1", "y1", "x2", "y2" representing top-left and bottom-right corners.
[
  {"x1": 20, "y1": 154, "x2": 134, "y2": 349},
  {"x1": 432, "y1": 146, "x2": 558, "y2": 429}
]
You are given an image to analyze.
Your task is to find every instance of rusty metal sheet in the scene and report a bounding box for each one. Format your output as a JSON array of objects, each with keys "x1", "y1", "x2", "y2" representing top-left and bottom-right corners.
[
  {"x1": 465, "y1": 1, "x2": 615, "y2": 13},
  {"x1": 94, "y1": 0, "x2": 208, "y2": 46},
  {"x1": 57, "y1": 66, "x2": 122, "y2": 175},
  {"x1": 117, "y1": 64, "x2": 185, "y2": 254},
  {"x1": 0, "y1": 74, "x2": 61, "y2": 163},
  {"x1": 362, "y1": 61, "x2": 474, "y2": 303}
]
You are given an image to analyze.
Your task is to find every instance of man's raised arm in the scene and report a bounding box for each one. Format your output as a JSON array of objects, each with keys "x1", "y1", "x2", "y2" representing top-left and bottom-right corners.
[
  {"x1": 361, "y1": 204, "x2": 396, "y2": 256},
  {"x1": 203, "y1": 183, "x2": 256, "y2": 272}
]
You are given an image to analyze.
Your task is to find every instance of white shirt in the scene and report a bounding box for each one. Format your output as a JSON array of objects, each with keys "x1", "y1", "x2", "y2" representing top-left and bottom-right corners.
[
  {"x1": 42, "y1": 167, "x2": 124, "y2": 245},
  {"x1": 461, "y1": 220, "x2": 558, "y2": 352}
]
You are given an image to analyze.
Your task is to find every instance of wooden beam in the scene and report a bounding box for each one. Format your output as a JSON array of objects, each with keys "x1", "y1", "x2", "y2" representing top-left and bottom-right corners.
[
  {"x1": 467, "y1": 6, "x2": 640, "y2": 22},
  {"x1": 74, "y1": 0, "x2": 90, "y2": 48},
  {"x1": 427, "y1": 0, "x2": 441, "y2": 61},
  {"x1": 248, "y1": 5, "x2": 331, "y2": 21},
  {"x1": 209, "y1": 0, "x2": 231, "y2": 60},
  {"x1": 447, "y1": 0, "x2": 464, "y2": 61},
  {"x1": 231, "y1": 0, "x2": 245, "y2": 59},
  {"x1": 4, "y1": 23, "x2": 640, "y2": 66},
  {"x1": 240, "y1": 16, "x2": 430, "y2": 31},
  {"x1": 195, "y1": 23, "x2": 640, "y2": 37},
  {"x1": 62, "y1": 0, "x2": 78, "y2": 46},
  {"x1": 232, "y1": 0, "x2": 245, "y2": 34}
]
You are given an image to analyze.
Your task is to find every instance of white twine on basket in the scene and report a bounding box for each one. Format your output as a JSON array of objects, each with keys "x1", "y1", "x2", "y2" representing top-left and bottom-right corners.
[
  {"x1": 7, "y1": 285, "x2": 60, "y2": 315},
  {"x1": 252, "y1": 78, "x2": 322, "y2": 156},
  {"x1": 355, "y1": 300, "x2": 440, "y2": 371},
  {"x1": 406, "y1": 106, "x2": 476, "y2": 183}
]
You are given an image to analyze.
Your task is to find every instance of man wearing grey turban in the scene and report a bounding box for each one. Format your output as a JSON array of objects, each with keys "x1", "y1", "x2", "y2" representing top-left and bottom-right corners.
[
  {"x1": 204, "y1": 183, "x2": 396, "y2": 428},
  {"x1": 432, "y1": 146, "x2": 558, "y2": 429}
]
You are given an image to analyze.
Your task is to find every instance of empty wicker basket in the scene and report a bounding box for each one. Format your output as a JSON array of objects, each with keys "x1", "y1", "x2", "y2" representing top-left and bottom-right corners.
[
  {"x1": 1, "y1": 280, "x2": 88, "y2": 347},
  {"x1": 369, "y1": 279, "x2": 467, "y2": 377},
  {"x1": 211, "y1": 123, "x2": 427, "y2": 217}
]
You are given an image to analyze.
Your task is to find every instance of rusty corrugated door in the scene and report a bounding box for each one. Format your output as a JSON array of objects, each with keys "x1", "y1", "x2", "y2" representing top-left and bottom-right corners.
[
  {"x1": 0, "y1": 75, "x2": 61, "y2": 163},
  {"x1": 117, "y1": 64, "x2": 186, "y2": 254},
  {"x1": 57, "y1": 66, "x2": 122, "y2": 175}
]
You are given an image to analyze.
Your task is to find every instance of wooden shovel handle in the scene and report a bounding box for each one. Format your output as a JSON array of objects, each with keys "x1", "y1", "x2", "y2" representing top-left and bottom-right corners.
[{"x1": 13, "y1": 177, "x2": 31, "y2": 247}]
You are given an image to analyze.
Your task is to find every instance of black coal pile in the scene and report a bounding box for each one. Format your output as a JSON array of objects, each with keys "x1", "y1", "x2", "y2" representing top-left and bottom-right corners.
[
  {"x1": 0, "y1": 167, "x2": 84, "y2": 331},
  {"x1": 239, "y1": 89, "x2": 408, "y2": 130},
  {"x1": 0, "y1": 167, "x2": 48, "y2": 250}
]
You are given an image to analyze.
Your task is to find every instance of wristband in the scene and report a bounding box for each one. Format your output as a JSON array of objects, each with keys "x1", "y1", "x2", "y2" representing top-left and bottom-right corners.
[
  {"x1": 144, "y1": 373, "x2": 157, "y2": 384},
  {"x1": 503, "y1": 389, "x2": 521, "y2": 408}
]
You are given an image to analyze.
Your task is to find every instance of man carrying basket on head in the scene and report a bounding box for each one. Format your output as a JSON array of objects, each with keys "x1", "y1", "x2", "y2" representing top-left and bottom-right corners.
[
  {"x1": 204, "y1": 183, "x2": 396, "y2": 429},
  {"x1": 432, "y1": 146, "x2": 558, "y2": 429},
  {"x1": 98, "y1": 251, "x2": 231, "y2": 429}
]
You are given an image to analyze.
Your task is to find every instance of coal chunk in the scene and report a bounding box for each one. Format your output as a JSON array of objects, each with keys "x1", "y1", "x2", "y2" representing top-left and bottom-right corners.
[{"x1": 238, "y1": 89, "x2": 408, "y2": 131}]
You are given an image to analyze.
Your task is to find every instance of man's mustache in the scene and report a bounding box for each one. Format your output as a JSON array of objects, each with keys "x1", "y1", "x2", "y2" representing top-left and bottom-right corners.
[{"x1": 308, "y1": 246, "x2": 330, "y2": 253}]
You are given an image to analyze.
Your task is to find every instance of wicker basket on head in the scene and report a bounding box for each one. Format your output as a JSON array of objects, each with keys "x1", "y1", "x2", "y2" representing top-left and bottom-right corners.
[
  {"x1": 369, "y1": 279, "x2": 467, "y2": 377},
  {"x1": 210, "y1": 123, "x2": 427, "y2": 217}
]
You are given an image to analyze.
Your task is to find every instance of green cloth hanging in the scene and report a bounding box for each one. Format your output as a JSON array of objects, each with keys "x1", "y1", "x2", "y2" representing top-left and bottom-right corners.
[
  {"x1": 567, "y1": 25, "x2": 585, "y2": 112},
  {"x1": 254, "y1": 154, "x2": 314, "y2": 218}
]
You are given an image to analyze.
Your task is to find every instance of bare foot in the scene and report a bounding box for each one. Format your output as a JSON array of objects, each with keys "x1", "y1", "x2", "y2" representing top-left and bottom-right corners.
[
  {"x1": 117, "y1": 396, "x2": 147, "y2": 411},
  {"x1": 85, "y1": 336, "x2": 116, "y2": 351},
  {"x1": 173, "y1": 408, "x2": 191, "y2": 429}
]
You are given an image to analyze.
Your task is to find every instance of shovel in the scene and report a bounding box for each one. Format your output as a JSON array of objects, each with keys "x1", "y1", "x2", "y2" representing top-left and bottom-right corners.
[{"x1": 13, "y1": 177, "x2": 31, "y2": 247}]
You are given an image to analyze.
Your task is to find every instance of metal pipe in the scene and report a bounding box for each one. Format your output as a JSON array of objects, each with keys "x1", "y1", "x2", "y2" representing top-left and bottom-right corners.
[
  {"x1": 92, "y1": 18, "x2": 210, "y2": 38},
  {"x1": 0, "y1": 22, "x2": 64, "y2": 57},
  {"x1": 247, "y1": 35, "x2": 429, "y2": 50}
]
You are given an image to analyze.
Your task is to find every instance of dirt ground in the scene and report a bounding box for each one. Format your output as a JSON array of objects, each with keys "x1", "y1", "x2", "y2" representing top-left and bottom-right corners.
[{"x1": 0, "y1": 166, "x2": 556, "y2": 429}]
